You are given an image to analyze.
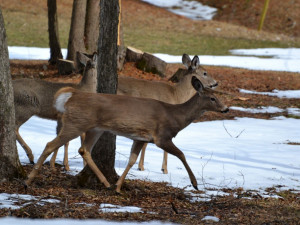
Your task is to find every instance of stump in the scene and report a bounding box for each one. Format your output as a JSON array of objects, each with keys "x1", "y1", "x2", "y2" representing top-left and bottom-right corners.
[{"x1": 57, "y1": 59, "x2": 75, "y2": 75}]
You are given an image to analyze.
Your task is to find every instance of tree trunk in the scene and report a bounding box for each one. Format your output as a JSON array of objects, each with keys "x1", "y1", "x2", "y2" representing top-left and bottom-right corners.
[
  {"x1": 85, "y1": 0, "x2": 100, "y2": 54},
  {"x1": 47, "y1": 0, "x2": 63, "y2": 65},
  {"x1": 77, "y1": 0, "x2": 119, "y2": 187},
  {"x1": 0, "y1": 9, "x2": 26, "y2": 182},
  {"x1": 66, "y1": 0, "x2": 87, "y2": 61}
]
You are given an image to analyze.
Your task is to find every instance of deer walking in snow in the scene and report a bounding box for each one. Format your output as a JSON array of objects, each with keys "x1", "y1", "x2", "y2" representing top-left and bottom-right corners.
[{"x1": 25, "y1": 76, "x2": 228, "y2": 193}]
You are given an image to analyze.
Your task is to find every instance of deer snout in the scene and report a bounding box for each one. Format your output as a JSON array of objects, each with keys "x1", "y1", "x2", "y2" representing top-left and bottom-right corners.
[
  {"x1": 221, "y1": 107, "x2": 229, "y2": 113},
  {"x1": 210, "y1": 82, "x2": 218, "y2": 88}
]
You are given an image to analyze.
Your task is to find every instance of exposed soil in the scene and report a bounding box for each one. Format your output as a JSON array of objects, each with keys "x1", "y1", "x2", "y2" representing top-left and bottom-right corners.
[
  {"x1": 0, "y1": 164, "x2": 299, "y2": 224},
  {"x1": 196, "y1": 0, "x2": 300, "y2": 38}
]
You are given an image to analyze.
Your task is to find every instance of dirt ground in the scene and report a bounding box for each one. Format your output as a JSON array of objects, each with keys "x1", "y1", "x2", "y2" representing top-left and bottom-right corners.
[{"x1": 10, "y1": 58, "x2": 300, "y2": 122}]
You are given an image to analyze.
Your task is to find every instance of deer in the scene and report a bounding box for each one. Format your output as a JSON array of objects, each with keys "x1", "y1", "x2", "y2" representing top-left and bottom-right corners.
[
  {"x1": 25, "y1": 76, "x2": 229, "y2": 193},
  {"x1": 117, "y1": 54, "x2": 218, "y2": 174},
  {"x1": 48, "y1": 53, "x2": 218, "y2": 173},
  {"x1": 13, "y1": 53, "x2": 98, "y2": 171}
]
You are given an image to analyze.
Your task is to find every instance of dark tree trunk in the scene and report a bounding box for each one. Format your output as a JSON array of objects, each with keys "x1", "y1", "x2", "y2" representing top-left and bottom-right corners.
[
  {"x1": 47, "y1": 0, "x2": 63, "y2": 65},
  {"x1": 85, "y1": 0, "x2": 100, "y2": 54},
  {"x1": 77, "y1": 0, "x2": 119, "y2": 187},
  {"x1": 66, "y1": 0, "x2": 87, "y2": 61},
  {"x1": 0, "y1": 9, "x2": 26, "y2": 182}
]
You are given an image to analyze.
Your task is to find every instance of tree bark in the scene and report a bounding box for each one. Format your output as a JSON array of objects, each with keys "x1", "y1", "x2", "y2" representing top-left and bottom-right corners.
[
  {"x1": 0, "y1": 9, "x2": 26, "y2": 182},
  {"x1": 66, "y1": 0, "x2": 87, "y2": 61},
  {"x1": 47, "y1": 0, "x2": 63, "y2": 65},
  {"x1": 77, "y1": 0, "x2": 119, "y2": 187},
  {"x1": 85, "y1": 0, "x2": 100, "y2": 54}
]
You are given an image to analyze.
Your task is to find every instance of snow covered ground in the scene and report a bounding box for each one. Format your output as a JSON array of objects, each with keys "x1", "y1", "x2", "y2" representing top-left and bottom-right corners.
[
  {"x1": 3, "y1": 44, "x2": 300, "y2": 224},
  {"x1": 8, "y1": 46, "x2": 300, "y2": 73},
  {"x1": 154, "y1": 48, "x2": 300, "y2": 73},
  {"x1": 141, "y1": 0, "x2": 217, "y2": 20}
]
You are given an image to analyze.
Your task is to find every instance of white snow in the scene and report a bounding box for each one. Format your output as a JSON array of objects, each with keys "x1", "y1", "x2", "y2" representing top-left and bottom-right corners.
[
  {"x1": 201, "y1": 216, "x2": 220, "y2": 222},
  {"x1": 8, "y1": 46, "x2": 300, "y2": 73},
  {"x1": 230, "y1": 106, "x2": 284, "y2": 114},
  {"x1": 141, "y1": 0, "x2": 217, "y2": 20},
  {"x1": 99, "y1": 203, "x2": 143, "y2": 213},
  {"x1": 154, "y1": 52, "x2": 300, "y2": 73},
  {"x1": 239, "y1": 89, "x2": 300, "y2": 98},
  {"x1": 0, "y1": 193, "x2": 60, "y2": 210},
  {"x1": 16, "y1": 116, "x2": 300, "y2": 192},
  {"x1": 8, "y1": 46, "x2": 67, "y2": 60}
]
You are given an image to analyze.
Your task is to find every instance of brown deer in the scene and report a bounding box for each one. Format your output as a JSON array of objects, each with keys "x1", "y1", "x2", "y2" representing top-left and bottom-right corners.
[
  {"x1": 13, "y1": 53, "x2": 98, "y2": 170},
  {"x1": 118, "y1": 54, "x2": 218, "y2": 174},
  {"x1": 49, "y1": 53, "x2": 218, "y2": 173},
  {"x1": 25, "y1": 76, "x2": 228, "y2": 193}
]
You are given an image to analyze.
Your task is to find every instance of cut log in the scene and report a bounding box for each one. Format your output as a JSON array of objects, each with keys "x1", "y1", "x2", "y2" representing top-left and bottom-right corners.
[
  {"x1": 57, "y1": 59, "x2": 75, "y2": 75},
  {"x1": 137, "y1": 52, "x2": 167, "y2": 77},
  {"x1": 125, "y1": 46, "x2": 143, "y2": 62}
]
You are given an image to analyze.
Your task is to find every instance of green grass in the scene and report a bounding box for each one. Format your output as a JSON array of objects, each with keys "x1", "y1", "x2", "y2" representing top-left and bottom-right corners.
[
  {"x1": 124, "y1": 28, "x2": 298, "y2": 55},
  {"x1": 3, "y1": 10, "x2": 70, "y2": 48},
  {"x1": 2, "y1": 5, "x2": 300, "y2": 56}
]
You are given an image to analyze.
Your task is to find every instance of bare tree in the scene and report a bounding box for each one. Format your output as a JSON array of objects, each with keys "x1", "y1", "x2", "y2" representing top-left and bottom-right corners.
[
  {"x1": 47, "y1": 0, "x2": 63, "y2": 64},
  {"x1": 0, "y1": 9, "x2": 25, "y2": 181},
  {"x1": 85, "y1": 0, "x2": 100, "y2": 53},
  {"x1": 67, "y1": 0, "x2": 87, "y2": 61},
  {"x1": 78, "y1": 0, "x2": 119, "y2": 186}
]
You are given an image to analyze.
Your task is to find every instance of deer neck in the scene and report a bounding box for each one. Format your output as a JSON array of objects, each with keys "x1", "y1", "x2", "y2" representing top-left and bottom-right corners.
[
  {"x1": 175, "y1": 94, "x2": 206, "y2": 129},
  {"x1": 78, "y1": 69, "x2": 97, "y2": 92},
  {"x1": 173, "y1": 75, "x2": 197, "y2": 104}
]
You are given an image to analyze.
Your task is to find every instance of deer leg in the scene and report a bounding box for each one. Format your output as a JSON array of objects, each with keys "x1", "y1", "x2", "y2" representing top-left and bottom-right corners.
[
  {"x1": 49, "y1": 147, "x2": 59, "y2": 171},
  {"x1": 16, "y1": 127, "x2": 34, "y2": 164},
  {"x1": 63, "y1": 142, "x2": 70, "y2": 171},
  {"x1": 161, "y1": 151, "x2": 168, "y2": 174},
  {"x1": 26, "y1": 135, "x2": 77, "y2": 186},
  {"x1": 156, "y1": 140, "x2": 198, "y2": 190},
  {"x1": 26, "y1": 121, "x2": 83, "y2": 186},
  {"x1": 80, "y1": 133, "x2": 88, "y2": 167},
  {"x1": 138, "y1": 143, "x2": 147, "y2": 171},
  {"x1": 78, "y1": 129, "x2": 110, "y2": 188},
  {"x1": 116, "y1": 140, "x2": 145, "y2": 193},
  {"x1": 78, "y1": 146, "x2": 110, "y2": 188}
]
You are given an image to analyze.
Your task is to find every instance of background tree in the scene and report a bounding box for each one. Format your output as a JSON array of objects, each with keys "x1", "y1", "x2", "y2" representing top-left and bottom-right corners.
[
  {"x1": 78, "y1": 0, "x2": 119, "y2": 186},
  {"x1": 66, "y1": 0, "x2": 87, "y2": 61},
  {"x1": 0, "y1": 9, "x2": 25, "y2": 181},
  {"x1": 85, "y1": 0, "x2": 100, "y2": 53},
  {"x1": 47, "y1": 0, "x2": 63, "y2": 65}
]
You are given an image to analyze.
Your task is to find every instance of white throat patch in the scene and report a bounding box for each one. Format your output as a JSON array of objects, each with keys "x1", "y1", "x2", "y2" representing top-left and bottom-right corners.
[{"x1": 54, "y1": 92, "x2": 72, "y2": 113}]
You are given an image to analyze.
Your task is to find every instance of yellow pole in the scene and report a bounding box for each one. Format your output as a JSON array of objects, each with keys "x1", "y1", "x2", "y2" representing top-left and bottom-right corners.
[{"x1": 258, "y1": 0, "x2": 270, "y2": 31}]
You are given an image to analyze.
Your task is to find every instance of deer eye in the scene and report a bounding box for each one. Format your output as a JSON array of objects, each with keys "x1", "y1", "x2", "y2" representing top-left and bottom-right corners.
[
  {"x1": 203, "y1": 72, "x2": 207, "y2": 76},
  {"x1": 210, "y1": 97, "x2": 216, "y2": 102}
]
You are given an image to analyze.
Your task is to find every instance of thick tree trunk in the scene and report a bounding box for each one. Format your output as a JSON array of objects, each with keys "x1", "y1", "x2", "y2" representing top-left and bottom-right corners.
[
  {"x1": 0, "y1": 9, "x2": 25, "y2": 182},
  {"x1": 47, "y1": 0, "x2": 63, "y2": 65},
  {"x1": 85, "y1": 0, "x2": 100, "y2": 54},
  {"x1": 77, "y1": 0, "x2": 119, "y2": 187},
  {"x1": 66, "y1": 0, "x2": 87, "y2": 61}
]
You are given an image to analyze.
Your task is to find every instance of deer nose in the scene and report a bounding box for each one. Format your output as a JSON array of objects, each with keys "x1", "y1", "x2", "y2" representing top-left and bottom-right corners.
[
  {"x1": 221, "y1": 108, "x2": 229, "y2": 113},
  {"x1": 210, "y1": 82, "x2": 218, "y2": 88}
]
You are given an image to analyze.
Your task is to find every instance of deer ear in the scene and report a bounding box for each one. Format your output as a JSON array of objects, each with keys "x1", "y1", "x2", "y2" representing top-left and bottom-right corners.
[
  {"x1": 191, "y1": 55, "x2": 200, "y2": 70},
  {"x1": 92, "y1": 52, "x2": 97, "y2": 62},
  {"x1": 191, "y1": 76, "x2": 204, "y2": 92},
  {"x1": 76, "y1": 51, "x2": 90, "y2": 67},
  {"x1": 182, "y1": 53, "x2": 191, "y2": 68}
]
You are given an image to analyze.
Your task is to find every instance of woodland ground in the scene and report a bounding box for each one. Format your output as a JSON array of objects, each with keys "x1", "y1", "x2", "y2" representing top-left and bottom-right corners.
[{"x1": 0, "y1": 0, "x2": 300, "y2": 224}]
